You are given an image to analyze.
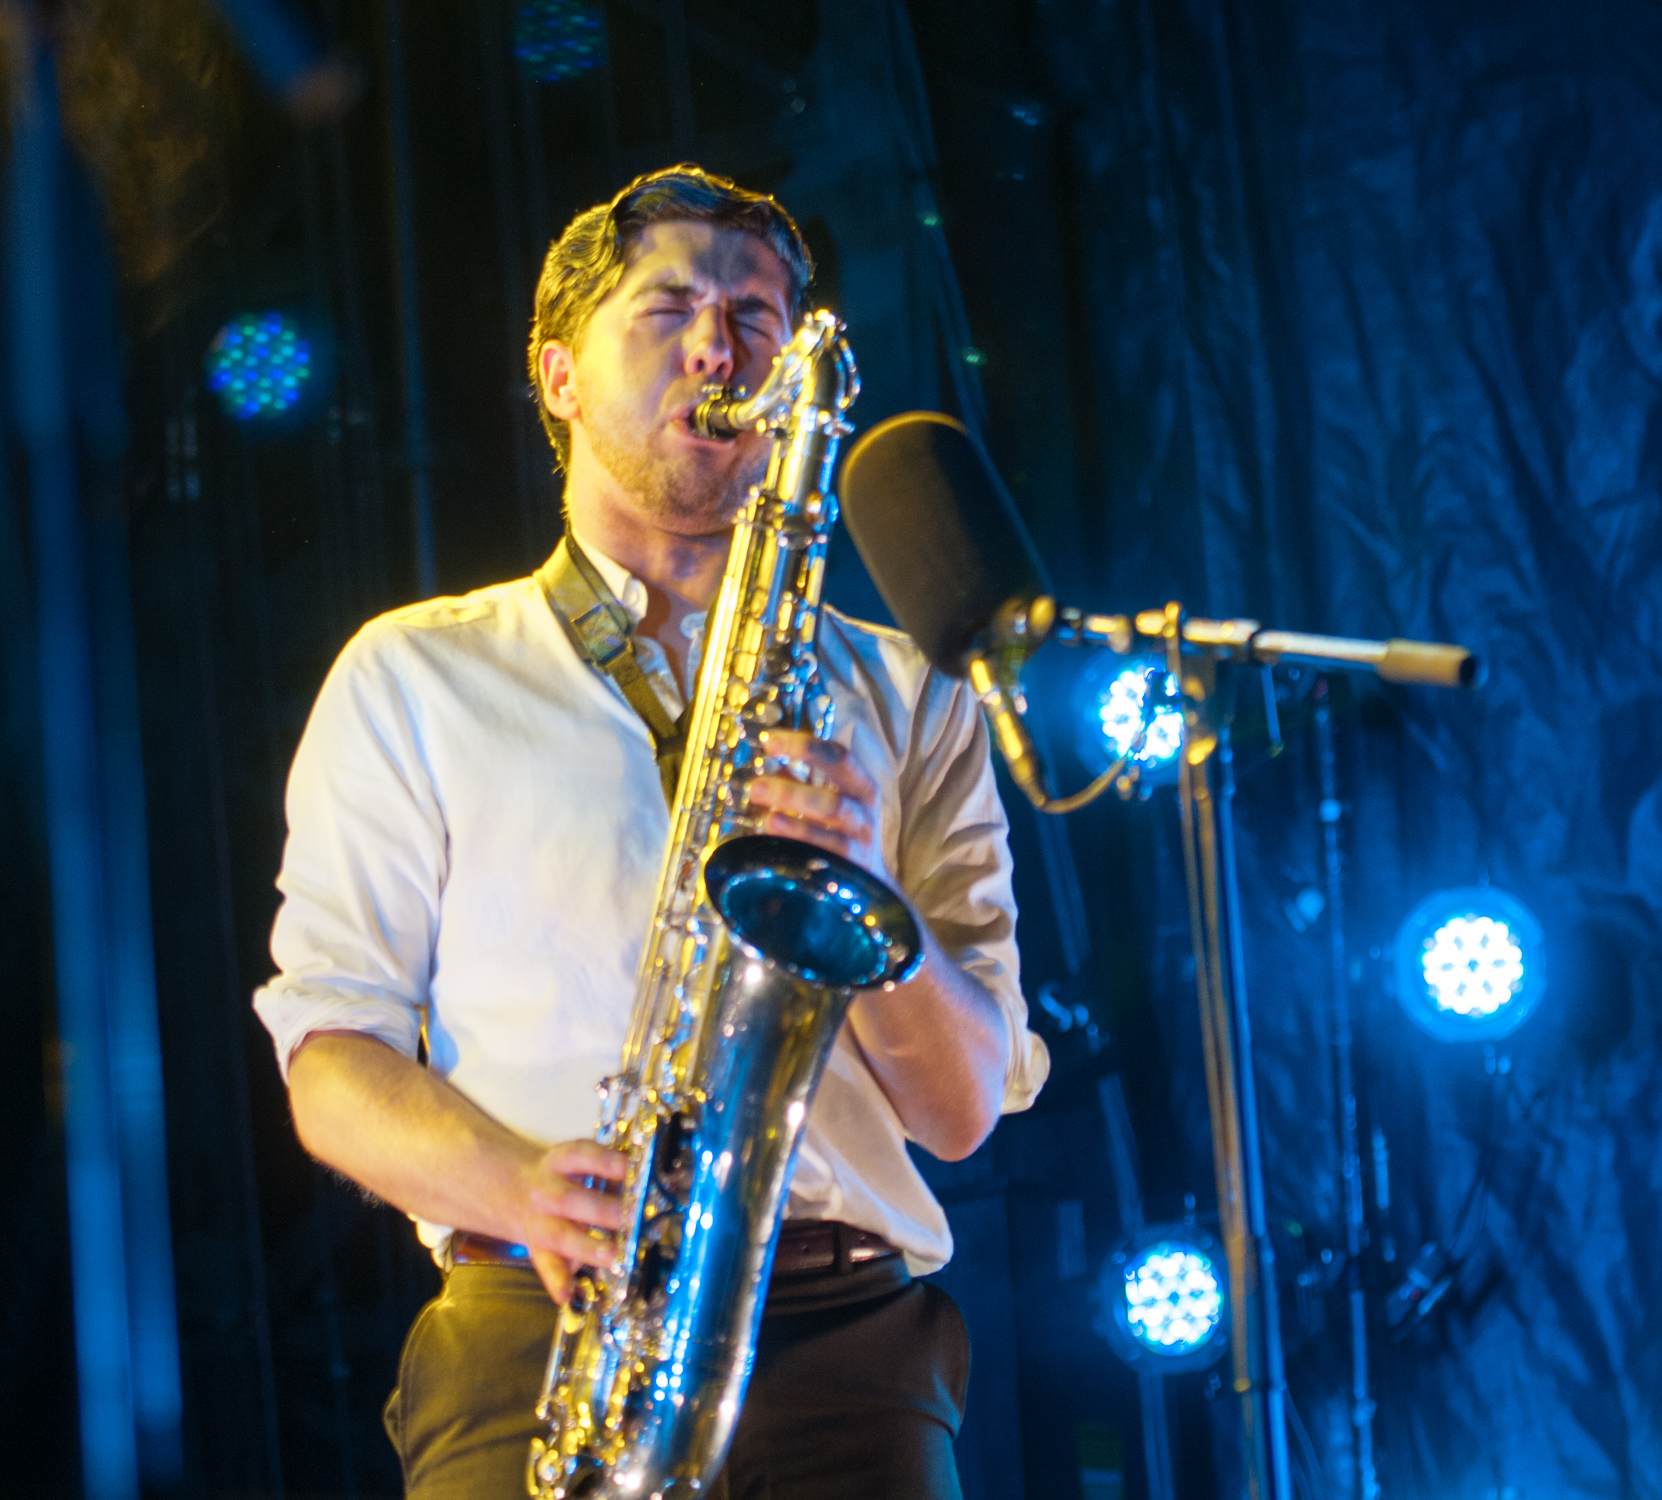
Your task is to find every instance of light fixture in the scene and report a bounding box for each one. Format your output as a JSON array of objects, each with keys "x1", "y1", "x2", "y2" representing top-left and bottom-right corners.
[
  {"x1": 514, "y1": 0, "x2": 607, "y2": 81},
  {"x1": 1075, "y1": 653, "x2": 1185, "y2": 781},
  {"x1": 1096, "y1": 1225, "x2": 1229, "y2": 1372},
  {"x1": 1392, "y1": 886, "x2": 1545, "y2": 1041},
  {"x1": 205, "y1": 312, "x2": 313, "y2": 420}
]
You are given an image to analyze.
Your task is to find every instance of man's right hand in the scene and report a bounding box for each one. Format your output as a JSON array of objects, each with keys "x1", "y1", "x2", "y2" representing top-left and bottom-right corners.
[
  {"x1": 288, "y1": 1032, "x2": 634, "y2": 1305},
  {"x1": 517, "y1": 1139, "x2": 629, "y2": 1304}
]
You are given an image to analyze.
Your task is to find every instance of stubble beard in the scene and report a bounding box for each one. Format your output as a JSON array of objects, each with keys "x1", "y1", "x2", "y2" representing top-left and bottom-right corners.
[{"x1": 584, "y1": 397, "x2": 766, "y2": 535}]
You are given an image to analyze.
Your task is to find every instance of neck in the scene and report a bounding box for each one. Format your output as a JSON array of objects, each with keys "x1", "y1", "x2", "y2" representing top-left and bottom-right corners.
[
  {"x1": 564, "y1": 501, "x2": 727, "y2": 696},
  {"x1": 562, "y1": 461, "x2": 731, "y2": 614},
  {"x1": 566, "y1": 503, "x2": 730, "y2": 614}
]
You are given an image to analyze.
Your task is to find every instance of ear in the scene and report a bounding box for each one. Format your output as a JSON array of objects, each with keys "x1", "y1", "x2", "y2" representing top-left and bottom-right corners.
[{"x1": 538, "y1": 341, "x2": 581, "y2": 423}]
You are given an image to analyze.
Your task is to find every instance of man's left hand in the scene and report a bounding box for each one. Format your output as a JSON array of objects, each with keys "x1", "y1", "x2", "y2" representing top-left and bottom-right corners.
[
  {"x1": 746, "y1": 729, "x2": 1010, "y2": 1162},
  {"x1": 747, "y1": 729, "x2": 878, "y2": 868}
]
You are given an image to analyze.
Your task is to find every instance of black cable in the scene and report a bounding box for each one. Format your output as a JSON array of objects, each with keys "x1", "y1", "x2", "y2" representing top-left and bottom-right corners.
[
  {"x1": 1432, "y1": 1070, "x2": 1504, "y2": 1266},
  {"x1": 1283, "y1": 1391, "x2": 1329, "y2": 1500},
  {"x1": 1387, "y1": 1073, "x2": 1550, "y2": 1341},
  {"x1": 1446, "y1": 1075, "x2": 1546, "y2": 1267}
]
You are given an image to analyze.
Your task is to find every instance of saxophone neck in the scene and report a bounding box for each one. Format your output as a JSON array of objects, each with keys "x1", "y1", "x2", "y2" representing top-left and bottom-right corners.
[{"x1": 690, "y1": 310, "x2": 858, "y2": 444}]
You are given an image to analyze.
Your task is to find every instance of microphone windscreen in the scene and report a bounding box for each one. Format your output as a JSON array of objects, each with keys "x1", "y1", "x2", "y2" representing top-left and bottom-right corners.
[{"x1": 840, "y1": 412, "x2": 1051, "y2": 677}]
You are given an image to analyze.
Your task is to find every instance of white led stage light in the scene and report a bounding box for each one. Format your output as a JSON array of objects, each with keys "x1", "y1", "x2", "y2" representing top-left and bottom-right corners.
[
  {"x1": 1126, "y1": 1243, "x2": 1223, "y2": 1349},
  {"x1": 1392, "y1": 886, "x2": 1544, "y2": 1042},
  {"x1": 1075, "y1": 654, "x2": 1185, "y2": 781},
  {"x1": 1096, "y1": 1227, "x2": 1229, "y2": 1372}
]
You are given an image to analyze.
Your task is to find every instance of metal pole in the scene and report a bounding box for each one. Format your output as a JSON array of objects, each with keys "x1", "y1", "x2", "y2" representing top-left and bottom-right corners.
[
  {"x1": 228, "y1": 408, "x2": 361, "y2": 1491},
  {"x1": 175, "y1": 390, "x2": 286, "y2": 1496},
  {"x1": 1098, "y1": 1076, "x2": 1177, "y2": 1500},
  {"x1": 383, "y1": 0, "x2": 437, "y2": 597},
  {"x1": 1216, "y1": 718, "x2": 1292, "y2": 1500},
  {"x1": 478, "y1": 0, "x2": 547, "y2": 566},
  {"x1": 7, "y1": 35, "x2": 138, "y2": 1500},
  {"x1": 1315, "y1": 682, "x2": 1380, "y2": 1500},
  {"x1": 1164, "y1": 608, "x2": 1290, "y2": 1500},
  {"x1": 89, "y1": 463, "x2": 186, "y2": 1488}
]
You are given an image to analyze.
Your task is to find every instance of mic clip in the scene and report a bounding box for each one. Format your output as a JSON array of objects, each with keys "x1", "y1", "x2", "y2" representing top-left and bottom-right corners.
[
  {"x1": 965, "y1": 595, "x2": 1057, "y2": 809},
  {"x1": 980, "y1": 595, "x2": 1057, "y2": 676}
]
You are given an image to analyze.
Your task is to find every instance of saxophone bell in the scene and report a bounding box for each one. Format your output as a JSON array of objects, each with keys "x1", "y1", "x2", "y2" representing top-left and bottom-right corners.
[{"x1": 704, "y1": 835, "x2": 921, "y2": 991}]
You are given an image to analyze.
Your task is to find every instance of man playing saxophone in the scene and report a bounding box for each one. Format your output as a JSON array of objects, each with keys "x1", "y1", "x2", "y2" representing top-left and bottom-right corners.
[{"x1": 255, "y1": 165, "x2": 1049, "y2": 1499}]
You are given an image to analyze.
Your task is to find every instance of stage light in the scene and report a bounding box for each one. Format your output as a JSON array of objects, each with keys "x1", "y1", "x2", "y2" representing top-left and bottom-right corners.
[
  {"x1": 205, "y1": 312, "x2": 312, "y2": 420},
  {"x1": 1127, "y1": 1243, "x2": 1222, "y2": 1348},
  {"x1": 1075, "y1": 653, "x2": 1185, "y2": 779},
  {"x1": 514, "y1": 0, "x2": 607, "y2": 81},
  {"x1": 1095, "y1": 1226, "x2": 1229, "y2": 1372},
  {"x1": 1392, "y1": 886, "x2": 1545, "y2": 1042}
]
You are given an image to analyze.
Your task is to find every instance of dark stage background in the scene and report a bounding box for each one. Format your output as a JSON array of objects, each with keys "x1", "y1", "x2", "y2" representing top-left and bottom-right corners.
[{"x1": 3, "y1": 1, "x2": 1660, "y2": 1497}]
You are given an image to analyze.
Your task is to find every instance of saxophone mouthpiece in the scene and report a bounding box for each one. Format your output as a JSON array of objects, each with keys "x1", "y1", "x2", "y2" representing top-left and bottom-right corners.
[{"x1": 691, "y1": 383, "x2": 747, "y2": 440}]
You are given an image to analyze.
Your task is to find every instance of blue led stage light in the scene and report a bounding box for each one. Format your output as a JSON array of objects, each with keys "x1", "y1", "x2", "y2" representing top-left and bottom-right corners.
[
  {"x1": 1126, "y1": 1243, "x2": 1223, "y2": 1349},
  {"x1": 205, "y1": 312, "x2": 312, "y2": 420},
  {"x1": 1096, "y1": 1227, "x2": 1229, "y2": 1372},
  {"x1": 1392, "y1": 886, "x2": 1545, "y2": 1042},
  {"x1": 1075, "y1": 653, "x2": 1184, "y2": 780},
  {"x1": 514, "y1": 0, "x2": 607, "y2": 81}
]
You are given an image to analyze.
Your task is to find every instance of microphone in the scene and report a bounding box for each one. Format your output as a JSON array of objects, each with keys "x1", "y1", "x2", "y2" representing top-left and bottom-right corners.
[
  {"x1": 840, "y1": 412, "x2": 1056, "y2": 804},
  {"x1": 841, "y1": 412, "x2": 1483, "y2": 814}
]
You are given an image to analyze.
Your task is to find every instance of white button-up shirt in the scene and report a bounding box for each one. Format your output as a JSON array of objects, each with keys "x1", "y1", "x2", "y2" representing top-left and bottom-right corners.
[{"x1": 253, "y1": 538, "x2": 1048, "y2": 1272}]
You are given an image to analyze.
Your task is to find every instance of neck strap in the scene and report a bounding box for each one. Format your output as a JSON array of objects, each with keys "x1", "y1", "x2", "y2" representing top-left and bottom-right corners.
[{"x1": 536, "y1": 536, "x2": 689, "y2": 804}]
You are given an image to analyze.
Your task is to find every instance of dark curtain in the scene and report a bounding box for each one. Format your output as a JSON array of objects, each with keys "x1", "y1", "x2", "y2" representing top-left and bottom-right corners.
[
  {"x1": 1013, "y1": 0, "x2": 1662, "y2": 1494},
  {"x1": 9, "y1": 1, "x2": 1659, "y2": 1494}
]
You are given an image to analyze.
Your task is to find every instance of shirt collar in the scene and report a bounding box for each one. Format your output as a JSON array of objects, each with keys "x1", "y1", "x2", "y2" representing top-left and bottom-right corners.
[
  {"x1": 566, "y1": 527, "x2": 708, "y2": 644},
  {"x1": 567, "y1": 527, "x2": 651, "y2": 626}
]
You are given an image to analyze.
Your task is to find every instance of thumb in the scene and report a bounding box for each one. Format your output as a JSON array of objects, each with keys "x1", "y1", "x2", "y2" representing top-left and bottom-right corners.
[{"x1": 529, "y1": 1248, "x2": 573, "y2": 1305}]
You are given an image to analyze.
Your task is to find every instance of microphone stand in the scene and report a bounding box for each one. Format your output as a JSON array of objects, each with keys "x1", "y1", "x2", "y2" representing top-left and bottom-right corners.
[
  {"x1": 1164, "y1": 605, "x2": 1290, "y2": 1500},
  {"x1": 999, "y1": 600, "x2": 1479, "y2": 1500}
]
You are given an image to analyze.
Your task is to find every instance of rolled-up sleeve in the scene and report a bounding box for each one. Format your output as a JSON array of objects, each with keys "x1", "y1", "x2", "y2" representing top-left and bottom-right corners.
[
  {"x1": 252, "y1": 623, "x2": 447, "y2": 1082},
  {"x1": 896, "y1": 672, "x2": 1050, "y2": 1114}
]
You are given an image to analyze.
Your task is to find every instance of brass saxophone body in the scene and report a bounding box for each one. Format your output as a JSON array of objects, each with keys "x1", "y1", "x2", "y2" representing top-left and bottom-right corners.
[{"x1": 529, "y1": 312, "x2": 922, "y2": 1499}]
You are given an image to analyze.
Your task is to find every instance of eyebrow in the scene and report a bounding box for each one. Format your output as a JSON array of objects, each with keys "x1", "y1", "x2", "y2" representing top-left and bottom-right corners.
[
  {"x1": 630, "y1": 278, "x2": 785, "y2": 320},
  {"x1": 631, "y1": 278, "x2": 697, "y2": 302}
]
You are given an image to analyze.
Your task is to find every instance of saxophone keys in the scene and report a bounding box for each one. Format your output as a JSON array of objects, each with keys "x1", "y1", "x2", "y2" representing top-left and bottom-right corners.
[{"x1": 526, "y1": 1437, "x2": 550, "y2": 1496}]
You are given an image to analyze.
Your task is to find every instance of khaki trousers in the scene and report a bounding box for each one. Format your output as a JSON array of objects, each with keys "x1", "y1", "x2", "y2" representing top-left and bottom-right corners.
[{"x1": 384, "y1": 1257, "x2": 970, "y2": 1500}]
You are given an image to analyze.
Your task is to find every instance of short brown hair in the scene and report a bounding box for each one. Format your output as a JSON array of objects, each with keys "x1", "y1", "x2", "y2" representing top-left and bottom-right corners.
[{"x1": 527, "y1": 164, "x2": 814, "y2": 470}]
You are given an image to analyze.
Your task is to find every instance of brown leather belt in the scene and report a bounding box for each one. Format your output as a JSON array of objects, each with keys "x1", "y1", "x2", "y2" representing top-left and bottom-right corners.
[
  {"x1": 772, "y1": 1219, "x2": 900, "y2": 1275},
  {"x1": 446, "y1": 1220, "x2": 898, "y2": 1275},
  {"x1": 448, "y1": 1231, "x2": 533, "y2": 1268}
]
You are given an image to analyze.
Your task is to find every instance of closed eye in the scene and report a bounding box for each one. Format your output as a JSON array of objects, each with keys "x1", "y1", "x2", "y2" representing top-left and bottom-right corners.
[{"x1": 730, "y1": 299, "x2": 785, "y2": 340}]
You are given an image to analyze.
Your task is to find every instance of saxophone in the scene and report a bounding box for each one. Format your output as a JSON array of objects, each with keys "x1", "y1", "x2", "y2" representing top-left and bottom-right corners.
[{"x1": 528, "y1": 311, "x2": 923, "y2": 1500}]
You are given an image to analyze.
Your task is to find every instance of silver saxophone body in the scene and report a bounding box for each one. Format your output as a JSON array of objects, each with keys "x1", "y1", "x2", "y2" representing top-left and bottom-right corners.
[{"x1": 528, "y1": 311, "x2": 922, "y2": 1499}]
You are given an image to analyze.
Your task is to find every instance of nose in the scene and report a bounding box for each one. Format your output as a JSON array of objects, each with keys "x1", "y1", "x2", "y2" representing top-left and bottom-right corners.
[{"x1": 684, "y1": 305, "x2": 736, "y2": 385}]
